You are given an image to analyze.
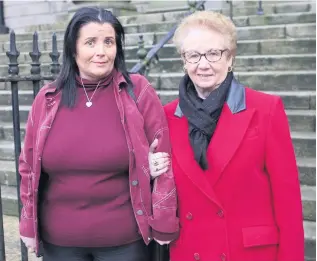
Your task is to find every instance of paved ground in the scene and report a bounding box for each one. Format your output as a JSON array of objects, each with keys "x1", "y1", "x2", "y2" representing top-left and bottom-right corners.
[{"x1": 3, "y1": 215, "x2": 41, "y2": 261}]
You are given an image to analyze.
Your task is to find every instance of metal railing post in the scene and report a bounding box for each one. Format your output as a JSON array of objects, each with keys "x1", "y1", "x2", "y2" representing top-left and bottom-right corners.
[
  {"x1": 257, "y1": 0, "x2": 264, "y2": 15},
  {"x1": 0, "y1": 1, "x2": 9, "y2": 34},
  {"x1": 6, "y1": 30, "x2": 29, "y2": 261}
]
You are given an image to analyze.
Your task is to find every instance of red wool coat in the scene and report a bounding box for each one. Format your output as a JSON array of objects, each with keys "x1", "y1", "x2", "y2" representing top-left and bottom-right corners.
[{"x1": 165, "y1": 78, "x2": 304, "y2": 261}]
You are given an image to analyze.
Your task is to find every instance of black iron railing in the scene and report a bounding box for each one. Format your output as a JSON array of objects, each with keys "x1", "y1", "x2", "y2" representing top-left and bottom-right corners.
[
  {"x1": 1, "y1": 30, "x2": 59, "y2": 261},
  {"x1": 130, "y1": 0, "x2": 206, "y2": 75},
  {"x1": 0, "y1": 1, "x2": 9, "y2": 34}
]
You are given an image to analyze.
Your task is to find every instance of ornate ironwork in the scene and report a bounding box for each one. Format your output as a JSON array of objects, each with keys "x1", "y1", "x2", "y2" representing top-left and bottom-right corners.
[
  {"x1": 29, "y1": 31, "x2": 41, "y2": 96},
  {"x1": 257, "y1": 0, "x2": 264, "y2": 15},
  {"x1": 130, "y1": 0, "x2": 206, "y2": 75},
  {"x1": 6, "y1": 31, "x2": 20, "y2": 76},
  {"x1": 29, "y1": 31, "x2": 41, "y2": 76},
  {"x1": 49, "y1": 33, "x2": 60, "y2": 75},
  {"x1": 136, "y1": 35, "x2": 148, "y2": 75},
  {"x1": 227, "y1": 0, "x2": 233, "y2": 20}
]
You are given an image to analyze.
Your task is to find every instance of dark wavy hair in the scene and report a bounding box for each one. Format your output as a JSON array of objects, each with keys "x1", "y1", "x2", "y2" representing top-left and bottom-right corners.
[{"x1": 56, "y1": 7, "x2": 133, "y2": 107}]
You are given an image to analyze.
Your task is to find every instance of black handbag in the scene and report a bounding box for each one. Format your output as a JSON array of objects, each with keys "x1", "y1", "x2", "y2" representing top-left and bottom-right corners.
[{"x1": 148, "y1": 240, "x2": 170, "y2": 261}]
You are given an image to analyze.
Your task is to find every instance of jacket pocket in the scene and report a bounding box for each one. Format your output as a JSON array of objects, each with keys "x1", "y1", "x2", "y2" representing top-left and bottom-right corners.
[{"x1": 242, "y1": 225, "x2": 279, "y2": 248}]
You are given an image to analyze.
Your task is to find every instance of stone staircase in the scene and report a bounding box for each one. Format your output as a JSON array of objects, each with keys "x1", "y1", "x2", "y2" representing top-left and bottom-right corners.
[{"x1": 0, "y1": 1, "x2": 315, "y2": 260}]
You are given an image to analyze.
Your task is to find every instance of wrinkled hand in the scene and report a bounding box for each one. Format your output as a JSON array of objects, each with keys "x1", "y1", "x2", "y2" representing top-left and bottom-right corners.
[
  {"x1": 21, "y1": 236, "x2": 36, "y2": 253},
  {"x1": 154, "y1": 238, "x2": 171, "y2": 245},
  {"x1": 148, "y1": 139, "x2": 171, "y2": 179}
]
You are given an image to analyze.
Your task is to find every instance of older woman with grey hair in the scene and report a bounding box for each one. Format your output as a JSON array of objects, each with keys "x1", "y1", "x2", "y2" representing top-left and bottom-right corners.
[{"x1": 149, "y1": 10, "x2": 304, "y2": 261}]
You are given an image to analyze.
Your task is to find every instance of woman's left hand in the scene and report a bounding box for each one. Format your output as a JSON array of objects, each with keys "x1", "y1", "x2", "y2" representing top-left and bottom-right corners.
[{"x1": 149, "y1": 139, "x2": 171, "y2": 179}]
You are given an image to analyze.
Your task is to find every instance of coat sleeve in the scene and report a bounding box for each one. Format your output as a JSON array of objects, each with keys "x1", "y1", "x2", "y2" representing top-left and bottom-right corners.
[
  {"x1": 19, "y1": 102, "x2": 36, "y2": 238},
  {"x1": 136, "y1": 81, "x2": 179, "y2": 242},
  {"x1": 265, "y1": 97, "x2": 304, "y2": 261}
]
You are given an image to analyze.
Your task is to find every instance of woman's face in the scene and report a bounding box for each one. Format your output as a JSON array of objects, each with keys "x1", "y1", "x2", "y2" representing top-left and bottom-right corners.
[
  {"x1": 181, "y1": 26, "x2": 233, "y2": 93},
  {"x1": 75, "y1": 22, "x2": 117, "y2": 81}
]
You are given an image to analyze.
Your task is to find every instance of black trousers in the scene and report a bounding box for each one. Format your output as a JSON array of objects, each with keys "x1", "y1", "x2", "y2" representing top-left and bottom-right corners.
[{"x1": 43, "y1": 240, "x2": 149, "y2": 261}]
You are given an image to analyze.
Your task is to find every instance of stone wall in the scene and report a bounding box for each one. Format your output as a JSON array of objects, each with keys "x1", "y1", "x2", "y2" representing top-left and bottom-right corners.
[
  {"x1": 3, "y1": 0, "x2": 70, "y2": 33},
  {"x1": 3, "y1": 0, "x2": 136, "y2": 33}
]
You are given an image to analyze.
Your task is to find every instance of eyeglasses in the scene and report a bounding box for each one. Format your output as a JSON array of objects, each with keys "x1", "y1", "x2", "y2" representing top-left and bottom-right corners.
[{"x1": 182, "y1": 49, "x2": 229, "y2": 64}]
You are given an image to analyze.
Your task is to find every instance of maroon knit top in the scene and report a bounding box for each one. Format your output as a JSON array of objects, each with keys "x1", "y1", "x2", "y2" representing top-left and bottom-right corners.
[{"x1": 40, "y1": 74, "x2": 141, "y2": 247}]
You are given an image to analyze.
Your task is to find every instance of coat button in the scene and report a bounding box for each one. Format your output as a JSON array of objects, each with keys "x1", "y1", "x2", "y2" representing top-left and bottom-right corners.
[
  {"x1": 137, "y1": 210, "x2": 143, "y2": 216},
  {"x1": 217, "y1": 209, "x2": 224, "y2": 218},
  {"x1": 186, "y1": 212, "x2": 193, "y2": 220},
  {"x1": 131, "y1": 180, "x2": 139, "y2": 186},
  {"x1": 194, "y1": 253, "x2": 200, "y2": 260},
  {"x1": 220, "y1": 253, "x2": 226, "y2": 261}
]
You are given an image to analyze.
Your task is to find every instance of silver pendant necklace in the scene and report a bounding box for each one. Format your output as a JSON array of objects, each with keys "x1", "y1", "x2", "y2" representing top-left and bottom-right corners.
[{"x1": 80, "y1": 77, "x2": 101, "y2": 108}]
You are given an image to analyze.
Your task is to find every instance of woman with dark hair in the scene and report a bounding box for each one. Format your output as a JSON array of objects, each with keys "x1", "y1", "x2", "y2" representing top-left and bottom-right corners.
[{"x1": 18, "y1": 7, "x2": 178, "y2": 261}]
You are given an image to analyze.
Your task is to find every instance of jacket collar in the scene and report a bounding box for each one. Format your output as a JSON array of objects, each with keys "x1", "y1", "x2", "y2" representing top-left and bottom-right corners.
[
  {"x1": 174, "y1": 76, "x2": 246, "y2": 117},
  {"x1": 43, "y1": 69, "x2": 128, "y2": 99}
]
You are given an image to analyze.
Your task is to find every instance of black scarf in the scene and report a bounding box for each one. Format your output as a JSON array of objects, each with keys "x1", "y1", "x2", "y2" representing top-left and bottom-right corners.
[{"x1": 179, "y1": 72, "x2": 233, "y2": 170}]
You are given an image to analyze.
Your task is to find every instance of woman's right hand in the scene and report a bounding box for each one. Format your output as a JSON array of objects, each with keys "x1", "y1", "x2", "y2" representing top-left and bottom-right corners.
[
  {"x1": 148, "y1": 139, "x2": 171, "y2": 179},
  {"x1": 20, "y1": 236, "x2": 36, "y2": 253}
]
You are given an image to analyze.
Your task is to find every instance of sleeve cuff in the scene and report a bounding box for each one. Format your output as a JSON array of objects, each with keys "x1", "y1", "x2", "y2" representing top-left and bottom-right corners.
[
  {"x1": 152, "y1": 229, "x2": 179, "y2": 242},
  {"x1": 148, "y1": 216, "x2": 179, "y2": 234},
  {"x1": 20, "y1": 217, "x2": 35, "y2": 238}
]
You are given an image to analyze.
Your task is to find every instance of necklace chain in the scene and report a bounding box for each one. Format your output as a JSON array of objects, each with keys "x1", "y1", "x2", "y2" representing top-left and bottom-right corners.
[{"x1": 80, "y1": 77, "x2": 101, "y2": 107}]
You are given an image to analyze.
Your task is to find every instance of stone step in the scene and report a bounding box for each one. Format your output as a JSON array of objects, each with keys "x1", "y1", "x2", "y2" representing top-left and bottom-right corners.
[
  {"x1": 0, "y1": 71, "x2": 315, "y2": 97},
  {"x1": 298, "y1": 157, "x2": 316, "y2": 186},
  {"x1": 123, "y1": 13, "x2": 316, "y2": 32},
  {"x1": 0, "y1": 111, "x2": 315, "y2": 154},
  {"x1": 157, "y1": 90, "x2": 316, "y2": 110},
  {"x1": 0, "y1": 155, "x2": 314, "y2": 187},
  {"x1": 124, "y1": 38, "x2": 316, "y2": 59},
  {"x1": 144, "y1": 1, "x2": 315, "y2": 16},
  {"x1": 239, "y1": 12, "x2": 316, "y2": 26},
  {"x1": 0, "y1": 53, "x2": 314, "y2": 74},
  {"x1": 285, "y1": 109, "x2": 316, "y2": 132},
  {"x1": 148, "y1": 71, "x2": 316, "y2": 92},
  {"x1": 0, "y1": 53, "x2": 315, "y2": 76},
  {"x1": 0, "y1": 215, "x2": 315, "y2": 261},
  {"x1": 0, "y1": 208, "x2": 310, "y2": 259},
  {"x1": 242, "y1": 0, "x2": 307, "y2": 6},
  {"x1": 0, "y1": 88, "x2": 315, "y2": 110},
  {"x1": 0, "y1": 182, "x2": 314, "y2": 220},
  {"x1": 0, "y1": 121, "x2": 26, "y2": 142},
  {"x1": 304, "y1": 220, "x2": 316, "y2": 261},
  {"x1": 2, "y1": 36, "x2": 314, "y2": 58},
  {"x1": 23, "y1": 11, "x2": 316, "y2": 33},
  {"x1": 292, "y1": 131, "x2": 316, "y2": 158},
  {"x1": 302, "y1": 185, "x2": 316, "y2": 222},
  {"x1": 224, "y1": 2, "x2": 315, "y2": 17},
  {"x1": 0, "y1": 103, "x2": 315, "y2": 132},
  {"x1": 0, "y1": 22, "x2": 315, "y2": 45},
  {"x1": 126, "y1": 54, "x2": 316, "y2": 73},
  {"x1": 24, "y1": 2, "x2": 313, "y2": 33},
  {"x1": 0, "y1": 125, "x2": 314, "y2": 159},
  {"x1": 118, "y1": 4, "x2": 315, "y2": 24}
]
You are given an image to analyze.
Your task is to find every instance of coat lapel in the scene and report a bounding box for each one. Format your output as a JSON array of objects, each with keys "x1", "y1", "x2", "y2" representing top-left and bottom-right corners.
[
  {"x1": 171, "y1": 76, "x2": 255, "y2": 193},
  {"x1": 207, "y1": 104, "x2": 255, "y2": 186},
  {"x1": 169, "y1": 116, "x2": 223, "y2": 207}
]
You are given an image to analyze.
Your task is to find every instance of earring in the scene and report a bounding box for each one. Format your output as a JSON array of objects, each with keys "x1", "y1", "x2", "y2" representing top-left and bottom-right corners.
[{"x1": 228, "y1": 66, "x2": 233, "y2": 72}]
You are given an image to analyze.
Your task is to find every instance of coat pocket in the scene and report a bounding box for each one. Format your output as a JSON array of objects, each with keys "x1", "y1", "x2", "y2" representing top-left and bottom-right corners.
[{"x1": 242, "y1": 225, "x2": 279, "y2": 248}]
